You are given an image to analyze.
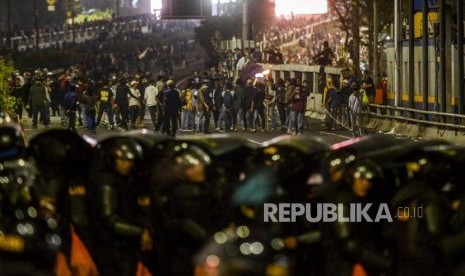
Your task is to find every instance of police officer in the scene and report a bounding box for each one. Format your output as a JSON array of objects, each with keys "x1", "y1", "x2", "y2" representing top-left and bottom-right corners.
[
  {"x1": 320, "y1": 159, "x2": 391, "y2": 275},
  {"x1": 391, "y1": 151, "x2": 450, "y2": 275},
  {"x1": 0, "y1": 124, "x2": 59, "y2": 275},
  {"x1": 151, "y1": 141, "x2": 217, "y2": 275},
  {"x1": 28, "y1": 129, "x2": 98, "y2": 275},
  {"x1": 193, "y1": 140, "x2": 294, "y2": 276},
  {"x1": 255, "y1": 136, "x2": 328, "y2": 275},
  {"x1": 91, "y1": 137, "x2": 154, "y2": 276}
]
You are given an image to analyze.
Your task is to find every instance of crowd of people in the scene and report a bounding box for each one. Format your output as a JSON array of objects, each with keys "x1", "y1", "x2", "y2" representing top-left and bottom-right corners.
[
  {"x1": 1, "y1": 14, "x2": 198, "y2": 79},
  {"x1": 322, "y1": 67, "x2": 385, "y2": 137},
  {"x1": 7, "y1": 67, "x2": 317, "y2": 137},
  {"x1": 5, "y1": 58, "x2": 388, "y2": 139}
]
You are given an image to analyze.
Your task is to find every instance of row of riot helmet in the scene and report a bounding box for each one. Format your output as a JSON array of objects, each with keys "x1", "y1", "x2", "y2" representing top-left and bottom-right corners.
[
  {"x1": 194, "y1": 134, "x2": 465, "y2": 276},
  {"x1": 0, "y1": 122, "x2": 465, "y2": 275}
]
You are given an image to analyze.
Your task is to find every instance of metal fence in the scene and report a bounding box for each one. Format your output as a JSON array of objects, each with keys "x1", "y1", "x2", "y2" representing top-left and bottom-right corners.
[{"x1": 367, "y1": 104, "x2": 465, "y2": 131}]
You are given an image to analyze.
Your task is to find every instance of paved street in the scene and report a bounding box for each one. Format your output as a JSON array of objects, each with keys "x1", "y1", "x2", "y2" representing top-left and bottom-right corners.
[{"x1": 22, "y1": 114, "x2": 352, "y2": 145}]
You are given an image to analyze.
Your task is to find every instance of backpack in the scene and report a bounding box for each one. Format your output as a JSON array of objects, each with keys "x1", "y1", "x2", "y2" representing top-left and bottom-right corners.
[
  {"x1": 360, "y1": 88, "x2": 369, "y2": 106},
  {"x1": 223, "y1": 90, "x2": 233, "y2": 108}
]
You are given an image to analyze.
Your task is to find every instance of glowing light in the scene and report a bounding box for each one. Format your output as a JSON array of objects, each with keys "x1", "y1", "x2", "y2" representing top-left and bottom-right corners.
[
  {"x1": 239, "y1": 243, "x2": 252, "y2": 255},
  {"x1": 15, "y1": 210, "x2": 25, "y2": 220},
  {"x1": 47, "y1": 218, "x2": 58, "y2": 229},
  {"x1": 250, "y1": 242, "x2": 264, "y2": 254},
  {"x1": 28, "y1": 207, "x2": 37, "y2": 218},
  {"x1": 271, "y1": 238, "x2": 285, "y2": 250},
  {"x1": 275, "y1": 0, "x2": 328, "y2": 16},
  {"x1": 151, "y1": 0, "x2": 162, "y2": 17},
  {"x1": 205, "y1": 255, "x2": 220, "y2": 268},
  {"x1": 151, "y1": 0, "x2": 162, "y2": 11},
  {"x1": 213, "y1": 231, "x2": 228, "y2": 244},
  {"x1": 271, "y1": 154, "x2": 280, "y2": 161}
]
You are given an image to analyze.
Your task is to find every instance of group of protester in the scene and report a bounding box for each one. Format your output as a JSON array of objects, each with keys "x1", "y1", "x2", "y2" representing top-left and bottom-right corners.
[
  {"x1": 176, "y1": 72, "x2": 311, "y2": 135},
  {"x1": 322, "y1": 67, "x2": 379, "y2": 136},
  {"x1": 6, "y1": 66, "x2": 317, "y2": 136}
]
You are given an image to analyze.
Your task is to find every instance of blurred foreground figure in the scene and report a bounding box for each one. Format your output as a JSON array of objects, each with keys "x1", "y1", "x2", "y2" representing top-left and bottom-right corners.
[
  {"x1": 321, "y1": 159, "x2": 392, "y2": 275},
  {"x1": 28, "y1": 129, "x2": 98, "y2": 276},
  {"x1": 90, "y1": 137, "x2": 154, "y2": 276},
  {"x1": 0, "y1": 125, "x2": 59, "y2": 275},
  {"x1": 151, "y1": 141, "x2": 219, "y2": 276},
  {"x1": 391, "y1": 150, "x2": 450, "y2": 276},
  {"x1": 193, "y1": 137, "x2": 301, "y2": 276}
]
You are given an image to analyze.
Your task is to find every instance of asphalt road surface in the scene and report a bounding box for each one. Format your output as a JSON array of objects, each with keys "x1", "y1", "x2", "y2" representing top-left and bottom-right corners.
[{"x1": 22, "y1": 115, "x2": 353, "y2": 146}]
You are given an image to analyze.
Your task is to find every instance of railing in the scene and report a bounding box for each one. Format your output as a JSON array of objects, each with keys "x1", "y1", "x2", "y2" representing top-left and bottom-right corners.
[
  {"x1": 367, "y1": 104, "x2": 465, "y2": 131},
  {"x1": 1, "y1": 18, "x2": 151, "y2": 51}
]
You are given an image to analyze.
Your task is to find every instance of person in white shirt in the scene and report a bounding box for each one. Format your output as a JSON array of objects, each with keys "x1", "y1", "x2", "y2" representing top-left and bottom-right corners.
[
  {"x1": 348, "y1": 82, "x2": 364, "y2": 137},
  {"x1": 129, "y1": 80, "x2": 141, "y2": 129},
  {"x1": 236, "y1": 53, "x2": 247, "y2": 78},
  {"x1": 144, "y1": 79, "x2": 158, "y2": 130}
]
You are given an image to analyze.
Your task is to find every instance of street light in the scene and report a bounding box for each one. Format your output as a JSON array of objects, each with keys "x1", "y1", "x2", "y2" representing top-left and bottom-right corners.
[
  {"x1": 35, "y1": 0, "x2": 39, "y2": 51},
  {"x1": 67, "y1": 0, "x2": 76, "y2": 45},
  {"x1": 6, "y1": 0, "x2": 11, "y2": 49}
]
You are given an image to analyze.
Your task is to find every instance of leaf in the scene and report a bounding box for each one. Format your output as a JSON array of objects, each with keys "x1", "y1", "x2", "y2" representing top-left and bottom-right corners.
[{"x1": 0, "y1": 58, "x2": 17, "y2": 115}]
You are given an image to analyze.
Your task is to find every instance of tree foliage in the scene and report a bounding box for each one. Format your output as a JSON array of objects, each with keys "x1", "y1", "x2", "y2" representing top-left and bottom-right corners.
[
  {"x1": 0, "y1": 58, "x2": 17, "y2": 115},
  {"x1": 328, "y1": 0, "x2": 394, "y2": 71}
]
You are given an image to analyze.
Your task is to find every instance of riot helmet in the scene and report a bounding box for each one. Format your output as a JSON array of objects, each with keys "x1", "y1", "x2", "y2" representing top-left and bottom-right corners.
[
  {"x1": 152, "y1": 141, "x2": 212, "y2": 185},
  {"x1": 28, "y1": 129, "x2": 94, "y2": 176},
  {"x1": 0, "y1": 124, "x2": 26, "y2": 162},
  {"x1": 401, "y1": 150, "x2": 450, "y2": 191},
  {"x1": 346, "y1": 158, "x2": 384, "y2": 198},
  {"x1": 109, "y1": 138, "x2": 143, "y2": 176}
]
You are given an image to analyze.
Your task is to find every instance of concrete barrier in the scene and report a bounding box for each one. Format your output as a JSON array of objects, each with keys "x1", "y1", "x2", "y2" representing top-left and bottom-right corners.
[
  {"x1": 360, "y1": 104, "x2": 465, "y2": 144},
  {"x1": 404, "y1": 124, "x2": 422, "y2": 138},
  {"x1": 395, "y1": 121, "x2": 409, "y2": 134},
  {"x1": 421, "y1": 127, "x2": 441, "y2": 140},
  {"x1": 364, "y1": 117, "x2": 379, "y2": 131},
  {"x1": 377, "y1": 119, "x2": 395, "y2": 133}
]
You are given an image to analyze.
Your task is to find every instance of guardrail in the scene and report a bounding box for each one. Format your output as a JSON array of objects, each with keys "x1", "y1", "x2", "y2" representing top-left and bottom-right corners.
[
  {"x1": 2, "y1": 18, "x2": 150, "y2": 51},
  {"x1": 367, "y1": 103, "x2": 465, "y2": 131}
]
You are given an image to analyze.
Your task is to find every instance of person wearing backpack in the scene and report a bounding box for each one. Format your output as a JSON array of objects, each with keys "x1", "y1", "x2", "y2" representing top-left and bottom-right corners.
[{"x1": 221, "y1": 82, "x2": 234, "y2": 132}]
